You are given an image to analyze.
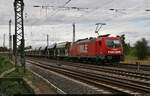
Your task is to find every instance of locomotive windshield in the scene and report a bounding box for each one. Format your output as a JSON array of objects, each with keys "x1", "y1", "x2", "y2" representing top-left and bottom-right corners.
[{"x1": 105, "y1": 39, "x2": 121, "y2": 48}]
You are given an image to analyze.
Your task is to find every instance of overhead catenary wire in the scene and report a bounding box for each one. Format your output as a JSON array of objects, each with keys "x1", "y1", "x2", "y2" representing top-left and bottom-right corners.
[
  {"x1": 27, "y1": 0, "x2": 150, "y2": 48},
  {"x1": 48, "y1": 0, "x2": 73, "y2": 17},
  {"x1": 30, "y1": 0, "x2": 73, "y2": 39},
  {"x1": 31, "y1": 0, "x2": 74, "y2": 47}
]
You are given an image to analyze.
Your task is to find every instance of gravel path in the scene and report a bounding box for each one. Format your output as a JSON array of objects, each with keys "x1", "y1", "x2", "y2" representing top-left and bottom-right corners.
[{"x1": 29, "y1": 65, "x2": 102, "y2": 94}]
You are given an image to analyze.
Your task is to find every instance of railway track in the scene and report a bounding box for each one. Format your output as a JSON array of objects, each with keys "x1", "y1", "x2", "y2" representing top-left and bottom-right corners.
[
  {"x1": 114, "y1": 62, "x2": 150, "y2": 72},
  {"x1": 78, "y1": 60, "x2": 150, "y2": 72},
  {"x1": 27, "y1": 58, "x2": 150, "y2": 94},
  {"x1": 62, "y1": 62, "x2": 150, "y2": 80},
  {"x1": 27, "y1": 56, "x2": 150, "y2": 72},
  {"x1": 27, "y1": 60, "x2": 125, "y2": 94},
  {"x1": 27, "y1": 57, "x2": 150, "y2": 80}
]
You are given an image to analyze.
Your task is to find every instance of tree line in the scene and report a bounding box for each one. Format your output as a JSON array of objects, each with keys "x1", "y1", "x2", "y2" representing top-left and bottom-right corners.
[{"x1": 117, "y1": 34, "x2": 150, "y2": 60}]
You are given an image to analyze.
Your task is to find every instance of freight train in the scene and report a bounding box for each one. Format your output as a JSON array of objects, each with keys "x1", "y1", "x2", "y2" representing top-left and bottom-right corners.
[{"x1": 25, "y1": 34, "x2": 124, "y2": 63}]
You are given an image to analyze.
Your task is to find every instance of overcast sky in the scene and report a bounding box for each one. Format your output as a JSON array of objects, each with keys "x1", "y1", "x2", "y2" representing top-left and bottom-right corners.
[{"x1": 1, "y1": 0, "x2": 150, "y2": 48}]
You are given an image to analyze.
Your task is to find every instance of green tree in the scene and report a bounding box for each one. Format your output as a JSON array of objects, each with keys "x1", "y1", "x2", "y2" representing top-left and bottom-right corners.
[
  {"x1": 116, "y1": 34, "x2": 130, "y2": 55},
  {"x1": 148, "y1": 47, "x2": 150, "y2": 56},
  {"x1": 0, "y1": 47, "x2": 8, "y2": 52},
  {"x1": 134, "y1": 38, "x2": 148, "y2": 60}
]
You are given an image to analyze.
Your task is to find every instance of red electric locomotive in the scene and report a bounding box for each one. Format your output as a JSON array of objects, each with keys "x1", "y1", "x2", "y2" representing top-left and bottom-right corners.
[{"x1": 70, "y1": 34, "x2": 124, "y2": 63}]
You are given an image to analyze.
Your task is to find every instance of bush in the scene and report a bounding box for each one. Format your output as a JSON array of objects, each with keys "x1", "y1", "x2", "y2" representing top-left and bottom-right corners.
[
  {"x1": 128, "y1": 47, "x2": 136, "y2": 56},
  {"x1": 134, "y1": 38, "x2": 148, "y2": 60},
  {"x1": 0, "y1": 56, "x2": 6, "y2": 63},
  {"x1": 148, "y1": 47, "x2": 150, "y2": 56},
  {"x1": 0, "y1": 56, "x2": 13, "y2": 74}
]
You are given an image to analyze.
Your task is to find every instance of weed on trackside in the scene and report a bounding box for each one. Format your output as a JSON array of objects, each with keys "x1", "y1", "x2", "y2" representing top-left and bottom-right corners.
[{"x1": 0, "y1": 56, "x2": 13, "y2": 75}]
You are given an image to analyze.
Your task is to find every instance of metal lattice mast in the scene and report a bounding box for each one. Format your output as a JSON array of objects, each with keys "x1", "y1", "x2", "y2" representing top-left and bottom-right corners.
[{"x1": 14, "y1": 0, "x2": 25, "y2": 72}]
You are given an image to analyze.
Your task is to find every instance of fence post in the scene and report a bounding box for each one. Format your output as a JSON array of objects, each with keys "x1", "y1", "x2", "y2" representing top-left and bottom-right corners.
[{"x1": 136, "y1": 62, "x2": 140, "y2": 72}]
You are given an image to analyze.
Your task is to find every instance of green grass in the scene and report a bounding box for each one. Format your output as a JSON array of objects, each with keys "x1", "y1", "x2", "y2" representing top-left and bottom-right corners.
[
  {"x1": 0, "y1": 79, "x2": 34, "y2": 94},
  {"x1": 4, "y1": 69, "x2": 23, "y2": 78},
  {"x1": 0, "y1": 56, "x2": 13, "y2": 74},
  {"x1": 4, "y1": 67, "x2": 32, "y2": 78},
  {"x1": 2, "y1": 67, "x2": 35, "y2": 94},
  {"x1": 0, "y1": 57, "x2": 34, "y2": 94}
]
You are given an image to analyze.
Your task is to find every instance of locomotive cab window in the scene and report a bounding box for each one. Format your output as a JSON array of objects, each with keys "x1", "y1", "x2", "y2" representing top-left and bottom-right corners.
[
  {"x1": 99, "y1": 41, "x2": 102, "y2": 46},
  {"x1": 105, "y1": 39, "x2": 121, "y2": 48}
]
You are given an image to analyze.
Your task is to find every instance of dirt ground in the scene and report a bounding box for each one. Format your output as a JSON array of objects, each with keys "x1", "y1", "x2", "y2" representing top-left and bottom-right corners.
[{"x1": 121, "y1": 56, "x2": 150, "y2": 65}]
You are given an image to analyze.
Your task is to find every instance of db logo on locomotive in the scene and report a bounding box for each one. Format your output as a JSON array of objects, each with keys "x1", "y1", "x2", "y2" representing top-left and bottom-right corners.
[{"x1": 78, "y1": 44, "x2": 88, "y2": 53}]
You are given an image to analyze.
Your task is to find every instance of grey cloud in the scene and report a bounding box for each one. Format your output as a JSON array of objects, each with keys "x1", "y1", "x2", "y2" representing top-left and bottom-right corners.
[{"x1": 1, "y1": 0, "x2": 150, "y2": 47}]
